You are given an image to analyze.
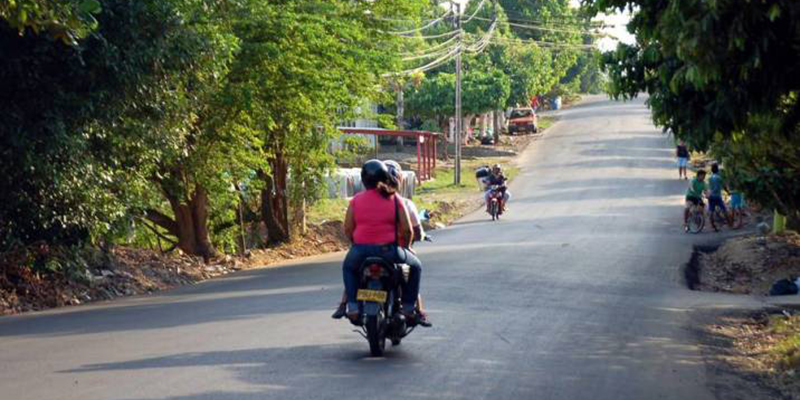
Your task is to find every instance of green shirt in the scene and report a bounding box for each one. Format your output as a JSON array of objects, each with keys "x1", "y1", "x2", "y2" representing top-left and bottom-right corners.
[{"x1": 686, "y1": 177, "x2": 706, "y2": 199}]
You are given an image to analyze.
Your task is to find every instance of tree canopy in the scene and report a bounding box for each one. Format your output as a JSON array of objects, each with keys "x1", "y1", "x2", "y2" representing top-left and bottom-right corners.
[{"x1": 587, "y1": 0, "x2": 800, "y2": 217}]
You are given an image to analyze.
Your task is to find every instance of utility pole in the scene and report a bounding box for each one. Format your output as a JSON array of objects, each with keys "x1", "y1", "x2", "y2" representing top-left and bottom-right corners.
[{"x1": 454, "y1": 1, "x2": 462, "y2": 185}]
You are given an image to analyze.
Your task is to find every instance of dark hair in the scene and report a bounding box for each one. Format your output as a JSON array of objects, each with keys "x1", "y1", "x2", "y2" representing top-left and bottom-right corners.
[
  {"x1": 698, "y1": 169, "x2": 707, "y2": 176},
  {"x1": 711, "y1": 163, "x2": 719, "y2": 174}
]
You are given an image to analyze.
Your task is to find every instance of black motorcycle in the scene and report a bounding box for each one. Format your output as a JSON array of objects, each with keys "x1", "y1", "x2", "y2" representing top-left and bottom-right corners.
[{"x1": 352, "y1": 256, "x2": 417, "y2": 356}]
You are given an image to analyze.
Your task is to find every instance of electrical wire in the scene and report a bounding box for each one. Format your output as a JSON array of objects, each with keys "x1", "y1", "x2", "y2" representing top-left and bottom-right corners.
[
  {"x1": 400, "y1": 34, "x2": 459, "y2": 56},
  {"x1": 403, "y1": 42, "x2": 459, "y2": 61},
  {"x1": 464, "y1": 20, "x2": 498, "y2": 53},
  {"x1": 461, "y1": 0, "x2": 488, "y2": 24},
  {"x1": 472, "y1": 16, "x2": 606, "y2": 37},
  {"x1": 400, "y1": 29, "x2": 461, "y2": 40},
  {"x1": 386, "y1": 43, "x2": 462, "y2": 77},
  {"x1": 388, "y1": 8, "x2": 453, "y2": 35},
  {"x1": 490, "y1": 36, "x2": 597, "y2": 50}
]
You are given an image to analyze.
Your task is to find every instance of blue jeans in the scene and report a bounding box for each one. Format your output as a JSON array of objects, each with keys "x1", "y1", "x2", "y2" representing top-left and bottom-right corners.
[
  {"x1": 342, "y1": 244, "x2": 422, "y2": 313},
  {"x1": 708, "y1": 195, "x2": 726, "y2": 214}
]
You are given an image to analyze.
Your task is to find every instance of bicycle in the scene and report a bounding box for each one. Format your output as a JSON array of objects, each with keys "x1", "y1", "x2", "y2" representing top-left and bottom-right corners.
[{"x1": 685, "y1": 202, "x2": 705, "y2": 234}]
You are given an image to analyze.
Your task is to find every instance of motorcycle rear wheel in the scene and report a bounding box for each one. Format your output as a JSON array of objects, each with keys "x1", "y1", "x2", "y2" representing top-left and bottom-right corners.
[{"x1": 366, "y1": 315, "x2": 385, "y2": 357}]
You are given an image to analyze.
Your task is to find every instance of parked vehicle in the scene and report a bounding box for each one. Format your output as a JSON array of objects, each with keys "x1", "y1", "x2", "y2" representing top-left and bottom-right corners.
[
  {"x1": 352, "y1": 257, "x2": 419, "y2": 356},
  {"x1": 507, "y1": 108, "x2": 538, "y2": 135}
]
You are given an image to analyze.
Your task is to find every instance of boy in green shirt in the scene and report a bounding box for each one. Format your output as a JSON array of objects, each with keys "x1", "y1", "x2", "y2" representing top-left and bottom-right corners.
[{"x1": 684, "y1": 170, "x2": 707, "y2": 231}]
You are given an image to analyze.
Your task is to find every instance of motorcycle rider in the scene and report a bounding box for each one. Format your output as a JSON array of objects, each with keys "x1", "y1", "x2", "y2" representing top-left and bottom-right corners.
[
  {"x1": 484, "y1": 164, "x2": 510, "y2": 213},
  {"x1": 333, "y1": 160, "x2": 424, "y2": 324}
]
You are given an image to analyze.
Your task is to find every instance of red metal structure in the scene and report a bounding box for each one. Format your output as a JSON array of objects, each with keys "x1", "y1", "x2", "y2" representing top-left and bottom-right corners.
[{"x1": 339, "y1": 128, "x2": 440, "y2": 181}]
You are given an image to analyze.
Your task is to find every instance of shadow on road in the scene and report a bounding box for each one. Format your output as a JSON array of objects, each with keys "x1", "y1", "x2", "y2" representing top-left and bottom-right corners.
[{"x1": 0, "y1": 263, "x2": 341, "y2": 338}]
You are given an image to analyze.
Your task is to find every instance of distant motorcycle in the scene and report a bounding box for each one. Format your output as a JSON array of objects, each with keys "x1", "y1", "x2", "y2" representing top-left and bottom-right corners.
[
  {"x1": 487, "y1": 185, "x2": 505, "y2": 221},
  {"x1": 352, "y1": 257, "x2": 418, "y2": 356}
]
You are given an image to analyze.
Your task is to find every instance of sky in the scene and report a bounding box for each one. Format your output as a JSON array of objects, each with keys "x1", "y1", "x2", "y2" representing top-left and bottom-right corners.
[{"x1": 451, "y1": 0, "x2": 636, "y2": 52}]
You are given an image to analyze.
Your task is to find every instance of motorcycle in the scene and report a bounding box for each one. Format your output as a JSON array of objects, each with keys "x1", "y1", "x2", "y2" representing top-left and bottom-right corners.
[
  {"x1": 352, "y1": 257, "x2": 418, "y2": 356},
  {"x1": 486, "y1": 185, "x2": 505, "y2": 221}
]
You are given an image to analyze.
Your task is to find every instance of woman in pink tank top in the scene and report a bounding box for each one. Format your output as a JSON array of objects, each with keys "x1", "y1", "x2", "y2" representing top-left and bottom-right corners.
[{"x1": 333, "y1": 160, "x2": 424, "y2": 323}]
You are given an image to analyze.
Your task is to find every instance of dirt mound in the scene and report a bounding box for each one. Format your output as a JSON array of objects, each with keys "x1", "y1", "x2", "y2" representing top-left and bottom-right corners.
[
  {"x1": 245, "y1": 221, "x2": 349, "y2": 266},
  {"x1": 696, "y1": 233, "x2": 800, "y2": 295}
]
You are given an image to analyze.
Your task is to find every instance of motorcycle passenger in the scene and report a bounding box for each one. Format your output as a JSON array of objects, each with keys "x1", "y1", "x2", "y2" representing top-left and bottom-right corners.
[
  {"x1": 484, "y1": 164, "x2": 510, "y2": 213},
  {"x1": 385, "y1": 161, "x2": 431, "y2": 326},
  {"x1": 335, "y1": 160, "x2": 424, "y2": 323}
]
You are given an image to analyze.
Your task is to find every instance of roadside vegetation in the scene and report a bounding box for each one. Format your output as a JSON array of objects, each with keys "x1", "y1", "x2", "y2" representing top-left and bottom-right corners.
[
  {"x1": 0, "y1": 1, "x2": 592, "y2": 314},
  {"x1": 586, "y1": 0, "x2": 800, "y2": 395}
]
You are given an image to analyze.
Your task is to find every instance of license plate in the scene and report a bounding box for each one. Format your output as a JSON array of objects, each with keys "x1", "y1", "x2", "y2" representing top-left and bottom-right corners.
[{"x1": 356, "y1": 289, "x2": 387, "y2": 303}]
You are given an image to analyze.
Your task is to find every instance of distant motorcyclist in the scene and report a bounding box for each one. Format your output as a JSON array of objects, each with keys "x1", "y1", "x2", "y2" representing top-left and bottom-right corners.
[{"x1": 484, "y1": 164, "x2": 510, "y2": 213}]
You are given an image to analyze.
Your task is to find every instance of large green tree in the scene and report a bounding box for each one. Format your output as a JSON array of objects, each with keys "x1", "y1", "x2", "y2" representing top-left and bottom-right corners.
[
  {"x1": 0, "y1": 0, "x2": 236, "y2": 251},
  {"x1": 588, "y1": 0, "x2": 800, "y2": 219},
  {"x1": 225, "y1": 0, "x2": 420, "y2": 245}
]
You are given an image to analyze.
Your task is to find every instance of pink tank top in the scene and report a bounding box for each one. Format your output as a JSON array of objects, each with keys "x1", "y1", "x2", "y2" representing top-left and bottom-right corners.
[{"x1": 351, "y1": 189, "x2": 404, "y2": 245}]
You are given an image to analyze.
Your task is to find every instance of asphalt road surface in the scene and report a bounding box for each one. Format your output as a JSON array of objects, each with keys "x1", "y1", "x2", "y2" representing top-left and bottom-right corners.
[{"x1": 0, "y1": 96, "x2": 755, "y2": 400}]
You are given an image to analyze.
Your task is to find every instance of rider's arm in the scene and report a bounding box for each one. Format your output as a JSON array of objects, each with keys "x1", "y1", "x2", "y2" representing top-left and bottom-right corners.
[
  {"x1": 397, "y1": 203, "x2": 414, "y2": 247},
  {"x1": 344, "y1": 203, "x2": 355, "y2": 242}
]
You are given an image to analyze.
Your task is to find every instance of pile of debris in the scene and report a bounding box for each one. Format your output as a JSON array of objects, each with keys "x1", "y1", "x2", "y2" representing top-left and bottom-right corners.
[{"x1": 696, "y1": 233, "x2": 800, "y2": 295}]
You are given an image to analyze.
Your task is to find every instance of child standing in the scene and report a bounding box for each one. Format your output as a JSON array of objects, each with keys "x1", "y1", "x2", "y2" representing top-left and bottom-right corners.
[{"x1": 676, "y1": 140, "x2": 689, "y2": 180}]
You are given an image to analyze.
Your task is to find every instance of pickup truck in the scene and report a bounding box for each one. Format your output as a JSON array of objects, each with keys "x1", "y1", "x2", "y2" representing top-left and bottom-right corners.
[{"x1": 506, "y1": 108, "x2": 538, "y2": 135}]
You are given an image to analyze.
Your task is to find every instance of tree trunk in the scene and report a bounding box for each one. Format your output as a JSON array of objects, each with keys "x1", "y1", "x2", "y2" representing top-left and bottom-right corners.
[
  {"x1": 261, "y1": 151, "x2": 290, "y2": 246},
  {"x1": 493, "y1": 110, "x2": 501, "y2": 143},
  {"x1": 190, "y1": 187, "x2": 215, "y2": 261},
  {"x1": 147, "y1": 184, "x2": 216, "y2": 261},
  {"x1": 438, "y1": 117, "x2": 449, "y2": 161},
  {"x1": 396, "y1": 86, "x2": 405, "y2": 151}
]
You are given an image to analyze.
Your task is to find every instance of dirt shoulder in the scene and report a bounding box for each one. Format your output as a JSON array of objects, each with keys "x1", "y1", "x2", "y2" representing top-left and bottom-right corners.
[
  {"x1": 700, "y1": 307, "x2": 800, "y2": 400},
  {"x1": 689, "y1": 232, "x2": 800, "y2": 399},
  {"x1": 0, "y1": 220, "x2": 348, "y2": 315}
]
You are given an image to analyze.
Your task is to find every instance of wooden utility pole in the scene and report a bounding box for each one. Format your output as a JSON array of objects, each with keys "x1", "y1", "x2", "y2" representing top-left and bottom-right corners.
[{"x1": 454, "y1": 1, "x2": 462, "y2": 185}]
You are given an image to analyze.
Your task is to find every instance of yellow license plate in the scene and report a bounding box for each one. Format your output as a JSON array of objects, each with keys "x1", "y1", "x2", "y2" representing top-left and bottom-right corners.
[{"x1": 356, "y1": 289, "x2": 387, "y2": 303}]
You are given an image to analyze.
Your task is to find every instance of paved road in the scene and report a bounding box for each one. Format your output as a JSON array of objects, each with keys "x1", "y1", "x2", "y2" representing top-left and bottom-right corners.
[{"x1": 0, "y1": 96, "x2": 756, "y2": 400}]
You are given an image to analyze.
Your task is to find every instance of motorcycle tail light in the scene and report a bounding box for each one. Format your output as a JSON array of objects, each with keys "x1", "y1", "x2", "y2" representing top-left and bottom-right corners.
[{"x1": 368, "y1": 264, "x2": 383, "y2": 278}]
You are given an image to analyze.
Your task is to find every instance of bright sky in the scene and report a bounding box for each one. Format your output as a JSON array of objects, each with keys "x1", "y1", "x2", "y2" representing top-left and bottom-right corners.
[{"x1": 451, "y1": 0, "x2": 635, "y2": 52}]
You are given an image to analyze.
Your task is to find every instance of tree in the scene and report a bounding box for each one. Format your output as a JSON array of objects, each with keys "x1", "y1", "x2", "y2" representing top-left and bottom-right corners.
[
  {"x1": 0, "y1": 0, "x2": 101, "y2": 43},
  {"x1": 588, "y1": 0, "x2": 800, "y2": 221},
  {"x1": 225, "y1": 0, "x2": 418, "y2": 245},
  {"x1": 0, "y1": 0, "x2": 228, "y2": 250}
]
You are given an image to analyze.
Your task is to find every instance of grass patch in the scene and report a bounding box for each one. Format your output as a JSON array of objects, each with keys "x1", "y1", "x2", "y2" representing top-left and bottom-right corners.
[
  {"x1": 538, "y1": 116, "x2": 556, "y2": 131},
  {"x1": 769, "y1": 314, "x2": 800, "y2": 370},
  {"x1": 307, "y1": 198, "x2": 349, "y2": 224}
]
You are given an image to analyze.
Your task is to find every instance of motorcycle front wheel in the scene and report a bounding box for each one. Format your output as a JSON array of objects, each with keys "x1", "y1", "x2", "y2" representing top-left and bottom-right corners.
[{"x1": 366, "y1": 314, "x2": 385, "y2": 356}]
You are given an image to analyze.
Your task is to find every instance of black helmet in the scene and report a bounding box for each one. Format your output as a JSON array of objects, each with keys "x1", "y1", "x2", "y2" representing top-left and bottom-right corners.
[{"x1": 361, "y1": 159, "x2": 389, "y2": 190}]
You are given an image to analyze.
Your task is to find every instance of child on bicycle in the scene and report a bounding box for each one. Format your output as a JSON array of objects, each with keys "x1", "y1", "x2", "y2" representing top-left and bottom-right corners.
[{"x1": 684, "y1": 169, "x2": 707, "y2": 232}]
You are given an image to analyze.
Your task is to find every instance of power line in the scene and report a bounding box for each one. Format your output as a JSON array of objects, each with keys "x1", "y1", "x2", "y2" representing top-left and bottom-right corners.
[
  {"x1": 490, "y1": 36, "x2": 598, "y2": 50},
  {"x1": 464, "y1": 20, "x2": 498, "y2": 53},
  {"x1": 388, "y1": 8, "x2": 453, "y2": 35},
  {"x1": 472, "y1": 16, "x2": 607, "y2": 37},
  {"x1": 400, "y1": 29, "x2": 461, "y2": 40},
  {"x1": 400, "y1": 34, "x2": 460, "y2": 56},
  {"x1": 462, "y1": 0, "x2": 488, "y2": 24}
]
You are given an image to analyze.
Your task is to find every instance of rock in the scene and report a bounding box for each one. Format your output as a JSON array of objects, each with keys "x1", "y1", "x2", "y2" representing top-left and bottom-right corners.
[{"x1": 100, "y1": 270, "x2": 115, "y2": 277}]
